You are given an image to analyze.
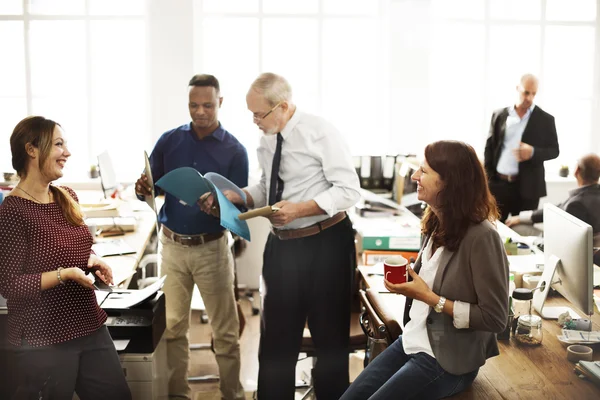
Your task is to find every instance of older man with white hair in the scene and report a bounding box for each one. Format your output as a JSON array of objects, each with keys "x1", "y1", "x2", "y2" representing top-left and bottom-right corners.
[{"x1": 227, "y1": 72, "x2": 361, "y2": 399}]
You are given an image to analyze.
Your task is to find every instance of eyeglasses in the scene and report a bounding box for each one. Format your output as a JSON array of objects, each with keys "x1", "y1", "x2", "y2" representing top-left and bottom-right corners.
[{"x1": 252, "y1": 101, "x2": 282, "y2": 122}]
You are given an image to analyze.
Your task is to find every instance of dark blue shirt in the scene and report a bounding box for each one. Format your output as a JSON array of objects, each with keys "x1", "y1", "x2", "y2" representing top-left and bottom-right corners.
[{"x1": 145, "y1": 122, "x2": 249, "y2": 235}]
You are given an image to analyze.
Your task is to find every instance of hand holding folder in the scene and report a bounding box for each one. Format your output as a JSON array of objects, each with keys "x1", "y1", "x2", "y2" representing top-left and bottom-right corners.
[{"x1": 238, "y1": 205, "x2": 280, "y2": 221}]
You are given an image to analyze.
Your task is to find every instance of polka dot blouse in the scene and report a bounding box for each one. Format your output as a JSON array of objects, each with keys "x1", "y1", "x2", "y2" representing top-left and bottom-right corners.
[{"x1": 0, "y1": 186, "x2": 106, "y2": 347}]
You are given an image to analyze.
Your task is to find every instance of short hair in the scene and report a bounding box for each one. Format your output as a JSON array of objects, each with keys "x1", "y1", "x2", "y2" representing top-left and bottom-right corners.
[
  {"x1": 249, "y1": 72, "x2": 293, "y2": 106},
  {"x1": 188, "y1": 74, "x2": 220, "y2": 93},
  {"x1": 577, "y1": 153, "x2": 600, "y2": 183},
  {"x1": 421, "y1": 140, "x2": 499, "y2": 252}
]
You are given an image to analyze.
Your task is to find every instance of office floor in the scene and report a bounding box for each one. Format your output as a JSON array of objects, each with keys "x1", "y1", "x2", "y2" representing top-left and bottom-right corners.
[{"x1": 188, "y1": 292, "x2": 365, "y2": 399}]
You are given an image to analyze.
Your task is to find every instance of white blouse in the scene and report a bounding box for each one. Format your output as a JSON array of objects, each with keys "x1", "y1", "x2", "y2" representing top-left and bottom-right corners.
[{"x1": 401, "y1": 239, "x2": 471, "y2": 357}]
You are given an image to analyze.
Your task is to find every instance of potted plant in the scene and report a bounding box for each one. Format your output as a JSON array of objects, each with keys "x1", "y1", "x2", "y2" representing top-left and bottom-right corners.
[
  {"x1": 89, "y1": 164, "x2": 99, "y2": 179},
  {"x1": 558, "y1": 164, "x2": 569, "y2": 178}
]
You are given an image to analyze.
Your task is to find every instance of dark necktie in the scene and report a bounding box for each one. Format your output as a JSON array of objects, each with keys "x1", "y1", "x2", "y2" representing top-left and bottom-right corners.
[{"x1": 268, "y1": 132, "x2": 284, "y2": 206}]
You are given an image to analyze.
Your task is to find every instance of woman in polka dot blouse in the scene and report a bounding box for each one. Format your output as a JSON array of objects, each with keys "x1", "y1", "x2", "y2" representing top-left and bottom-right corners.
[{"x1": 0, "y1": 116, "x2": 131, "y2": 399}]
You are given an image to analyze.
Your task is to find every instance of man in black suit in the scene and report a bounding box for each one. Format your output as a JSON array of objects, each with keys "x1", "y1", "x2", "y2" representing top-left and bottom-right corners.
[
  {"x1": 506, "y1": 153, "x2": 600, "y2": 233},
  {"x1": 484, "y1": 74, "x2": 559, "y2": 222}
]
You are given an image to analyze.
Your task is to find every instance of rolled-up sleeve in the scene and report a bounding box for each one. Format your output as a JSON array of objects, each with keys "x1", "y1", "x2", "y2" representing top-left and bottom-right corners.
[
  {"x1": 312, "y1": 127, "x2": 361, "y2": 216},
  {"x1": 0, "y1": 206, "x2": 42, "y2": 300},
  {"x1": 246, "y1": 168, "x2": 268, "y2": 209},
  {"x1": 453, "y1": 300, "x2": 471, "y2": 329}
]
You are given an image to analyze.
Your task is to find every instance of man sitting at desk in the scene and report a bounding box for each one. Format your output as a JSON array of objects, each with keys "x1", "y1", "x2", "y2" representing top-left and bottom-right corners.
[{"x1": 505, "y1": 153, "x2": 600, "y2": 238}]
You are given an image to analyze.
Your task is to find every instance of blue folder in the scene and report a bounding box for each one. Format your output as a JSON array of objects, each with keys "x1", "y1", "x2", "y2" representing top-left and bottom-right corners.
[{"x1": 155, "y1": 167, "x2": 251, "y2": 241}]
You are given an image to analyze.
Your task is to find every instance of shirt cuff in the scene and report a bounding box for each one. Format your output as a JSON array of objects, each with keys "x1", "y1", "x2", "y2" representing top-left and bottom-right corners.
[
  {"x1": 246, "y1": 184, "x2": 267, "y2": 209},
  {"x1": 518, "y1": 210, "x2": 534, "y2": 223},
  {"x1": 313, "y1": 191, "x2": 337, "y2": 217},
  {"x1": 453, "y1": 300, "x2": 470, "y2": 329}
]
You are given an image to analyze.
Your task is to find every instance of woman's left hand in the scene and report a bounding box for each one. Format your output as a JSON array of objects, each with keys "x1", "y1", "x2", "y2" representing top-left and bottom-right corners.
[
  {"x1": 87, "y1": 254, "x2": 114, "y2": 285},
  {"x1": 384, "y1": 265, "x2": 435, "y2": 305}
]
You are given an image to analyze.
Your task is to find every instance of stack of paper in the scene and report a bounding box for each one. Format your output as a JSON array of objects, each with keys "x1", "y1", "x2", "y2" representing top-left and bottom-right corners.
[{"x1": 81, "y1": 202, "x2": 120, "y2": 218}]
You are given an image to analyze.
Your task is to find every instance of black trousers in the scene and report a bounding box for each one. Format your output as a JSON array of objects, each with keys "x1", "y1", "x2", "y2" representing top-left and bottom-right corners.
[
  {"x1": 257, "y1": 216, "x2": 356, "y2": 400},
  {"x1": 489, "y1": 178, "x2": 539, "y2": 222},
  {"x1": 11, "y1": 325, "x2": 131, "y2": 400}
]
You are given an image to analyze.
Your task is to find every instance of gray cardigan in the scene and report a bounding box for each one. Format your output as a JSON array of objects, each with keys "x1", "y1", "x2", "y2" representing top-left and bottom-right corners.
[{"x1": 405, "y1": 220, "x2": 510, "y2": 375}]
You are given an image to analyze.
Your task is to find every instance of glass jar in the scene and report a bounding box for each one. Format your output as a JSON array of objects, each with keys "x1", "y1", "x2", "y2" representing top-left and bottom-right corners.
[
  {"x1": 514, "y1": 314, "x2": 543, "y2": 345},
  {"x1": 511, "y1": 288, "x2": 533, "y2": 334}
]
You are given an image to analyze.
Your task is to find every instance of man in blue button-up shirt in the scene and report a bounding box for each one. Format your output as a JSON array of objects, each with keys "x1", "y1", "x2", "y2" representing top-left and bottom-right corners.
[{"x1": 135, "y1": 74, "x2": 248, "y2": 400}]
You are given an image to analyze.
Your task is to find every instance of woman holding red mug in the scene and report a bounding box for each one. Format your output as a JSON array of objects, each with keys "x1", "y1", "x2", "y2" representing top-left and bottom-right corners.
[{"x1": 341, "y1": 140, "x2": 509, "y2": 399}]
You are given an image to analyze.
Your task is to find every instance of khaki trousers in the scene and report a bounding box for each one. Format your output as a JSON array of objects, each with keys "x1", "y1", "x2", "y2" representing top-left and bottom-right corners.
[{"x1": 159, "y1": 230, "x2": 244, "y2": 400}]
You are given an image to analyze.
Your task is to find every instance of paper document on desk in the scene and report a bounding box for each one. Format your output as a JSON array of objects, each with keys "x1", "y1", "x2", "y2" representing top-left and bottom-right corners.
[
  {"x1": 507, "y1": 254, "x2": 545, "y2": 274},
  {"x1": 144, "y1": 151, "x2": 160, "y2": 238},
  {"x1": 100, "y1": 275, "x2": 166, "y2": 309},
  {"x1": 559, "y1": 329, "x2": 600, "y2": 343},
  {"x1": 92, "y1": 238, "x2": 136, "y2": 257},
  {"x1": 155, "y1": 167, "x2": 250, "y2": 241}
]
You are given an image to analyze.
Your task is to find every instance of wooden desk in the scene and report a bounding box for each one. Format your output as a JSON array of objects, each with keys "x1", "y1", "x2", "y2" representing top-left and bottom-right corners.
[
  {"x1": 358, "y1": 265, "x2": 600, "y2": 399},
  {"x1": 80, "y1": 191, "x2": 162, "y2": 288},
  {"x1": 98, "y1": 206, "x2": 158, "y2": 288}
]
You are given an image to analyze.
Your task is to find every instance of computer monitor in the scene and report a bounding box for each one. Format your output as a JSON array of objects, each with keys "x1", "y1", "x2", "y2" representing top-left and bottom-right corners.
[
  {"x1": 533, "y1": 203, "x2": 594, "y2": 319},
  {"x1": 97, "y1": 151, "x2": 117, "y2": 199}
]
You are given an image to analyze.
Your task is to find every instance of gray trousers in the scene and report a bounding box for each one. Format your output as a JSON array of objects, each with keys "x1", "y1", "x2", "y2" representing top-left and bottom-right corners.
[{"x1": 12, "y1": 325, "x2": 131, "y2": 400}]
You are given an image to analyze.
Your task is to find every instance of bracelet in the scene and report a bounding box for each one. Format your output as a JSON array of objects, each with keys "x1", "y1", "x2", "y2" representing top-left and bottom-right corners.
[
  {"x1": 57, "y1": 267, "x2": 65, "y2": 285},
  {"x1": 434, "y1": 296, "x2": 446, "y2": 313}
]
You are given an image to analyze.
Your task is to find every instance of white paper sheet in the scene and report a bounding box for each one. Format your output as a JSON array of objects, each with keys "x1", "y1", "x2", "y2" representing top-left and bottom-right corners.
[{"x1": 100, "y1": 275, "x2": 166, "y2": 309}]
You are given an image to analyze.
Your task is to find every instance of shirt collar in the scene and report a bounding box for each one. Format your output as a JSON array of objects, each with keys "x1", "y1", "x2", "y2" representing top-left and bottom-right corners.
[
  {"x1": 280, "y1": 108, "x2": 301, "y2": 140},
  {"x1": 186, "y1": 122, "x2": 226, "y2": 142},
  {"x1": 509, "y1": 104, "x2": 536, "y2": 117}
]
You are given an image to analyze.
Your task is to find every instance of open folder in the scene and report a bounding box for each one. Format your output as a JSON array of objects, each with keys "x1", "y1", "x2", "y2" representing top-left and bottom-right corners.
[
  {"x1": 238, "y1": 205, "x2": 280, "y2": 221},
  {"x1": 155, "y1": 167, "x2": 250, "y2": 241}
]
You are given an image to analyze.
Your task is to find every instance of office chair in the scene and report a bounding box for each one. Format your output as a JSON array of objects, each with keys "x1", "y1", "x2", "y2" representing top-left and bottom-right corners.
[
  {"x1": 362, "y1": 288, "x2": 402, "y2": 348},
  {"x1": 358, "y1": 289, "x2": 392, "y2": 365}
]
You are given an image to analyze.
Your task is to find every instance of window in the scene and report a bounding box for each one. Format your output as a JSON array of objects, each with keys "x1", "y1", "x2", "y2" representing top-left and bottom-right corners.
[
  {"x1": 0, "y1": 1, "x2": 146, "y2": 181},
  {"x1": 391, "y1": 0, "x2": 599, "y2": 173},
  {"x1": 193, "y1": 0, "x2": 390, "y2": 167}
]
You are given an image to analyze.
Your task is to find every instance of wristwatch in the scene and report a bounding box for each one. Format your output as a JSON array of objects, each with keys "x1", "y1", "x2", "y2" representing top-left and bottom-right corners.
[{"x1": 434, "y1": 296, "x2": 446, "y2": 313}]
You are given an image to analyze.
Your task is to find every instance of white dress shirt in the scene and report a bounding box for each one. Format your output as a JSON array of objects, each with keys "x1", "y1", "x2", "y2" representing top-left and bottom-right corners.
[
  {"x1": 246, "y1": 109, "x2": 361, "y2": 230},
  {"x1": 496, "y1": 104, "x2": 535, "y2": 176},
  {"x1": 401, "y1": 240, "x2": 471, "y2": 357}
]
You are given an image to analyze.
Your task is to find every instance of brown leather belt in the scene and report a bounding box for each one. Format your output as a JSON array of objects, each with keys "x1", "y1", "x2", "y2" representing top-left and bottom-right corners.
[
  {"x1": 162, "y1": 225, "x2": 224, "y2": 246},
  {"x1": 272, "y1": 212, "x2": 347, "y2": 240},
  {"x1": 497, "y1": 173, "x2": 519, "y2": 183}
]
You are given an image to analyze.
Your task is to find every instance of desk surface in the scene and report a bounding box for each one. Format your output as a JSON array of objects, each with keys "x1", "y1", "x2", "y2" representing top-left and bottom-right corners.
[
  {"x1": 77, "y1": 191, "x2": 162, "y2": 288},
  {"x1": 358, "y1": 265, "x2": 600, "y2": 398}
]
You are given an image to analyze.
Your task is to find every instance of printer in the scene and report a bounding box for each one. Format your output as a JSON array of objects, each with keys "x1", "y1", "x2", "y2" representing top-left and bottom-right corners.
[{"x1": 102, "y1": 291, "x2": 166, "y2": 354}]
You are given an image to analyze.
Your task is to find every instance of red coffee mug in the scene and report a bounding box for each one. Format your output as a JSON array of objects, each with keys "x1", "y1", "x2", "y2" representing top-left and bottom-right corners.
[{"x1": 384, "y1": 256, "x2": 409, "y2": 284}]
